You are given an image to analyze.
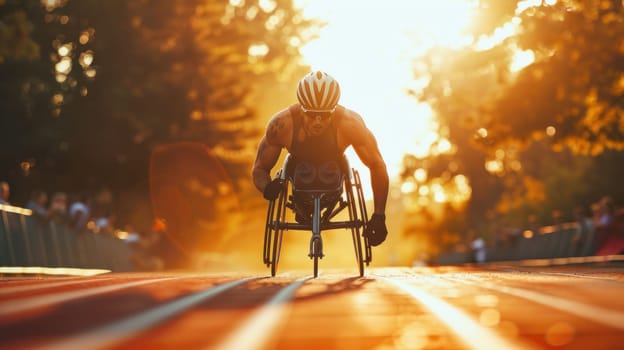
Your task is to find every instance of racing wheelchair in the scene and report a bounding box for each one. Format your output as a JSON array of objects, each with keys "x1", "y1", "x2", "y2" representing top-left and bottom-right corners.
[{"x1": 262, "y1": 154, "x2": 372, "y2": 277}]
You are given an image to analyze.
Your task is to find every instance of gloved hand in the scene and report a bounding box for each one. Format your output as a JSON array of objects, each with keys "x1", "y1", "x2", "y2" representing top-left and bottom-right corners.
[
  {"x1": 363, "y1": 213, "x2": 388, "y2": 246},
  {"x1": 263, "y1": 178, "x2": 283, "y2": 200}
]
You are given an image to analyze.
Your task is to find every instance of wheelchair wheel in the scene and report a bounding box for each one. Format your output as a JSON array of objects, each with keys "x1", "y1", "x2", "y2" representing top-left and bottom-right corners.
[
  {"x1": 353, "y1": 169, "x2": 372, "y2": 265},
  {"x1": 345, "y1": 168, "x2": 367, "y2": 277},
  {"x1": 311, "y1": 237, "x2": 321, "y2": 278},
  {"x1": 268, "y1": 179, "x2": 288, "y2": 277},
  {"x1": 263, "y1": 195, "x2": 277, "y2": 266}
]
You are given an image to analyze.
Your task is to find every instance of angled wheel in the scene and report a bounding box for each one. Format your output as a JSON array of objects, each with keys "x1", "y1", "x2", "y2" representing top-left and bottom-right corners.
[
  {"x1": 263, "y1": 195, "x2": 277, "y2": 266},
  {"x1": 345, "y1": 168, "x2": 366, "y2": 277},
  {"x1": 269, "y1": 178, "x2": 288, "y2": 277},
  {"x1": 353, "y1": 169, "x2": 372, "y2": 265}
]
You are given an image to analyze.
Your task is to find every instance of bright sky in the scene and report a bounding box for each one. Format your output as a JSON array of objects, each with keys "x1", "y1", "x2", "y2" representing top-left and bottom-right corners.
[{"x1": 294, "y1": 0, "x2": 477, "y2": 194}]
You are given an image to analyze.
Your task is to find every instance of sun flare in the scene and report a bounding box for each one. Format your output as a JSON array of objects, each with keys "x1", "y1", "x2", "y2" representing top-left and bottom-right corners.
[{"x1": 295, "y1": 0, "x2": 476, "y2": 195}]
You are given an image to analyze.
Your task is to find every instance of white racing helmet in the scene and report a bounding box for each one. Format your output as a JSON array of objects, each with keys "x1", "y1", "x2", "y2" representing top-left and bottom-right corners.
[{"x1": 296, "y1": 71, "x2": 341, "y2": 112}]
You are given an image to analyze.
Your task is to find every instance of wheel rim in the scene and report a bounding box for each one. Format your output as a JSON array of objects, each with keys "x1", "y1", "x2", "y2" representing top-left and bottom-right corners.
[
  {"x1": 270, "y1": 180, "x2": 288, "y2": 277},
  {"x1": 346, "y1": 170, "x2": 365, "y2": 276}
]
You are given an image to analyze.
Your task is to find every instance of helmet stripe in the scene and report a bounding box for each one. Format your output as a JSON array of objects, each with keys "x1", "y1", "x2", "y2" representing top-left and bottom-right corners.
[
  {"x1": 304, "y1": 80, "x2": 317, "y2": 107},
  {"x1": 325, "y1": 81, "x2": 337, "y2": 109},
  {"x1": 314, "y1": 80, "x2": 327, "y2": 109},
  {"x1": 298, "y1": 81, "x2": 312, "y2": 108},
  {"x1": 297, "y1": 85, "x2": 305, "y2": 107}
]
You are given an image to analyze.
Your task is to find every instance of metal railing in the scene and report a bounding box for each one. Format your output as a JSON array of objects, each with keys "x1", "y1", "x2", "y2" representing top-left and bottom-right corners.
[
  {"x1": 435, "y1": 222, "x2": 601, "y2": 265},
  {"x1": 1, "y1": 204, "x2": 133, "y2": 272}
]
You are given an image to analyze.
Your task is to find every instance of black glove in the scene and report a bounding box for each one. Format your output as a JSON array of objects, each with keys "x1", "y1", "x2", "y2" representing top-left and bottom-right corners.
[
  {"x1": 263, "y1": 178, "x2": 283, "y2": 200},
  {"x1": 363, "y1": 213, "x2": 388, "y2": 246}
]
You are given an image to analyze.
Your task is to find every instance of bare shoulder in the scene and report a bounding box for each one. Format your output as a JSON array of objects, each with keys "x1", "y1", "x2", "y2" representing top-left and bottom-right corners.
[
  {"x1": 336, "y1": 106, "x2": 372, "y2": 144},
  {"x1": 265, "y1": 107, "x2": 293, "y2": 147}
]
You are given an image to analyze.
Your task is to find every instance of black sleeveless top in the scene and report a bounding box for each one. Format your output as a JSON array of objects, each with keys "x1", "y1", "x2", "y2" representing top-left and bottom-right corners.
[
  {"x1": 288, "y1": 104, "x2": 344, "y2": 163},
  {"x1": 287, "y1": 104, "x2": 345, "y2": 190}
]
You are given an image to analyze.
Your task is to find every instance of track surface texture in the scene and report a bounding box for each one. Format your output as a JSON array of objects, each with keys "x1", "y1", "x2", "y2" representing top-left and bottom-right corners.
[{"x1": 2, "y1": 262, "x2": 624, "y2": 350}]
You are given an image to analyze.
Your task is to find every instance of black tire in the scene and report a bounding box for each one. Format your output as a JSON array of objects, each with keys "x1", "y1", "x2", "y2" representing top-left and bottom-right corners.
[
  {"x1": 345, "y1": 170, "x2": 365, "y2": 277},
  {"x1": 271, "y1": 228, "x2": 282, "y2": 277},
  {"x1": 263, "y1": 198, "x2": 276, "y2": 266},
  {"x1": 351, "y1": 229, "x2": 364, "y2": 277},
  {"x1": 353, "y1": 169, "x2": 372, "y2": 265},
  {"x1": 313, "y1": 254, "x2": 319, "y2": 278},
  {"x1": 355, "y1": 231, "x2": 364, "y2": 277},
  {"x1": 270, "y1": 180, "x2": 288, "y2": 277},
  {"x1": 312, "y1": 237, "x2": 320, "y2": 278}
]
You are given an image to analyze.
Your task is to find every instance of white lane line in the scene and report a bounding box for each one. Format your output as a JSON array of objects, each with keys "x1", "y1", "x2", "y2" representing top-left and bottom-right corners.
[
  {"x1": 213, "y1": 278, "x2": 308, "y2": 350},
  {"x1": 533, "y1": 271, "x2": 624, "y2": 282},
  {"x1": 447, "y1": 276, "x2": 624, "y2": 331},
  {"x1": 482, "y1": 266, "x2": 624, "y2": 282},
  {"x1": 0, "y1": 278, "x2": 174, "y2": 318},
  {"x1": 383, "y1": 277, "x2": 527, "y2": 350},
  {"x1": 0, "y1": 266, "x2": 110, "y2": 276},
  {"x1": 37, "y1": 278, "x2": 253, "y2": 350},
  {"x1": 0, "y1": 278, "x2": 113, "y2": 296}
]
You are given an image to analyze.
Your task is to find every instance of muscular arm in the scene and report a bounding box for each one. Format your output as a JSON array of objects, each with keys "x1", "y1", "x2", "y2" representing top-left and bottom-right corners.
[
  {"x1": 252, "y1": 137, "x2": 282, "y2": 192},
  {"x1": 348, "y1": 117, "x2": 389, "y2": 215},
  {"x1": 251, "y1": 114, "x2": 288, "y2": 193}
]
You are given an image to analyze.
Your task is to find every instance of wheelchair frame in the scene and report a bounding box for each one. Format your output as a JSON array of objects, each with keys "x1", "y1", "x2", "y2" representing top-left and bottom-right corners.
[{"x1": 263, "y1": 154, "x2": 372, "y2": 277}]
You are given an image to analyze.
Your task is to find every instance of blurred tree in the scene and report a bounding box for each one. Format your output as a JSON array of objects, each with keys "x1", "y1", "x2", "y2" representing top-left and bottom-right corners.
[
  {"x1": 0, "y1": 0, "x2": 90, "y2": 204},
  {"x1": 0, "y1": 1, "x2": 40, "y2": 62},
  {"x1": 401, "y1": 0, "x2": 624, "y2": 250},
  {"x1": 418, "y1": 0, "x2": 624, "y2": 155},
  {"x1": 0, "y1": 0, "x2": 317, "y2": 228}
]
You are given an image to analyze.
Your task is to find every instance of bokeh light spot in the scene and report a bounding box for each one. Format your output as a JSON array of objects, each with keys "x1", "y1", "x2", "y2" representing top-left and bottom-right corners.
[
  {"x1": 545, "y1": 321, "x2": 575, "y2": 346},
  {"x1": 479, "y1": 308, "x2": 500, "y2": 327}
]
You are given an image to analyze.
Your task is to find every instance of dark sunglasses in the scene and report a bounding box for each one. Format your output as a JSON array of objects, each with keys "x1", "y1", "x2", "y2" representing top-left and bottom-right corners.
[{"x1": 303, "y1": 111, "x2": 333, "y2": 121}]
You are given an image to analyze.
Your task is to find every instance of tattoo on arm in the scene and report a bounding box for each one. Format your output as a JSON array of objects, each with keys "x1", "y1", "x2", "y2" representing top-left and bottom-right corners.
[
  {"x1": 253, "y1": 138, "x2": 281, "y2": 192},
  {"x1": 267, "y1": 118, "x2": 284, "y2": 143},
  {"x1": 253, "y1": 140, "x2": 270, "y2": 192}
]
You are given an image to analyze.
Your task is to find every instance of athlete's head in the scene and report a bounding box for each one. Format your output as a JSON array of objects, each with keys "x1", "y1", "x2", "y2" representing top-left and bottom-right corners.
[
  {"x1": 297, "y1": 71, "x2": 341, "y2": 136},
  {"x1": 296, "y1": 71, "x2": 341, "y2": 113}
]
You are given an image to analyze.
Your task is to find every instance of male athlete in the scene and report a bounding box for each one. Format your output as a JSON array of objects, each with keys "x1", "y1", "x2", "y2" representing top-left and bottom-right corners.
[{"x1": 251, "y1": 71, "x2": 389, "y2": 246}]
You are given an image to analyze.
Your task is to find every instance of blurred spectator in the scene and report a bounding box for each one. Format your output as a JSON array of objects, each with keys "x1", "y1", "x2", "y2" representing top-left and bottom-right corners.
[
  {"x1": 0, "y1": 181, "x2": 10, "y2": 204},
  {"x1": 464, "y1": 230, "x2": 486, "y2": 263},
  {"x1": 594, "y1": 196, "x2": 615, "y2": 247},
  {"x1": 90, "y1": 188, "x2": 115, "y2": 232},
  {"x1": 122, "y1": 224, "x2": 141, "y2": 243},
  {"x1": 95, "y1": 210, "x2": 116, "y2": 237},
  {"x1": 471, "y1": 236, "x2": 487, "y2": 263},
  {"x1": 25, "y1": 189, "x2": 50, "y2": 223},
  {"x1": 595, "y1": 196, "x2": 624, "y2": 255},
  {"x1": 92, "y1": 188, "x2": 114, "y2": 218},
  {"x1": 48, "y1": 192, "x2": 69, "y2": 223},
  {"x1": 68, "y1": 192, "x2": 92, "y2": 233},
  {"x1": 466, "y1": 230, "x2": 487, "y2": 263},
  {"x1": 590, "y1": 201, "x2": 602, "y2": 224},
  {"x1": 597, "y1": 196, "x2": 615, "y2": 228},
  {"x1": 571, "y1": 205, "x2": 595, "y2": 256}
]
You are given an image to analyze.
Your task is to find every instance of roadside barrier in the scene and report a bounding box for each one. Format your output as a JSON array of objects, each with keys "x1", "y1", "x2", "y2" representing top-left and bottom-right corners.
[
  {"x1": 435, "y1": 222, "x2": 599, "y2": 265},
  {"x1": 0, "y1": 204, "x2": 133, "y2": 272}
]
